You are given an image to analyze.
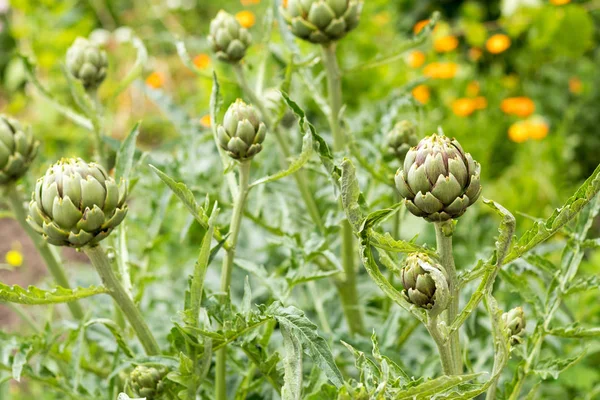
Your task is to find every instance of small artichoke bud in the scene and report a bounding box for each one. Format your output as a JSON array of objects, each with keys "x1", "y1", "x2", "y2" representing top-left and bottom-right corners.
[
  {"x1": 384, "y1": 120, "x2": 419, "y2": 162},
  {"x1": 66, "y1": 37, "x2": 108, "y2": 90},
  {"x1": 280, "y1": 0, "x2": 363, "y2": 44},
  {"x1": 395, "y1": 134, "x2": 482, "y2": 222},
  {"x1": 217, "y1": 99, "x2": 267, "y2": 161},
  {"x1": 502, "y1": 307, "x2": 526, "y2": 345},
  {"x1": 401, "y1": 253, "x2": 449, "y2": 311},
  {"x1": 263, "y1": 88, "x2": 296, "y2": 128},
  {"x1": 26, "y1": 158, "x2": 127, "y2": 248},
  {"x1": 0, "y1": 115, "x2": 39, "y2": 185},
  {"x1": 129, "y1": 365, "x2": 166, "y2": 399},
  {"x1": 208, "y1": 10, "x2": 252, "y2": 63}
]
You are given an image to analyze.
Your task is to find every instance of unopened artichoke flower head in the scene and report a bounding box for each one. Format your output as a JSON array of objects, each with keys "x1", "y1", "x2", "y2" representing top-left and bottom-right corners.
[
  {"x1": 0, "y1": 115, "x2": 39, "y2": 185},
  {"x1": 27, "y1": 158, "x2": 127, "y2": 247},
  {"x1": 401, "y1": 253, "x2": 448, "y2": 310},
  {"x1": 395, "y1": 134, "x2": 481, "y2": 222},
  {"x1": 217, "y1": 99, "x2": 267, "y2": 161},
  {"x1": 384, "y1": 120, "x2": 419, "y2": 162},
  {"x1": 280, "y1": 0, "x2": 363, "y2": 44},
  {"x1": 209, "y1": 10, "x2": 252, "y2": 63},
  {"x1": 66, "y1": 37, "x2": 108, "y2": 90},
  {"x1": 129, "y1": 365, "x2": 166, "y2": 399}
]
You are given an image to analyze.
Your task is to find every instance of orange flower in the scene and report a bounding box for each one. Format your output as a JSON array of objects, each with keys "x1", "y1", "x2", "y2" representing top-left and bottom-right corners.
[
  {"x1": 466, "y1": 81, "x2": 480, "y2": 97},
  {"x1": 508, "y1": 121, "x2": 529, "y2": 143},
  {"x1": 501, "y1": 97, "x2": 535, "y2": 118},
  {"x1": 241, "y1": 0, "x2": 260, "y2": 5},
  {"x1": 282, "y1": 0, "x2": 288, "y2": 7},
  {"x1": 412, "y1": 85, "x2": 430, "y2": 104},
  {"x1": 145, "y1": 72, "x2": 164, "y2": 89},
  {"x1": 550, "y1": 0, "x2": 570, "y2": 5},
  {"x1": 468, "y1": 47, "x2": 483, "y2": 62},
  {"x1": 424, "y1": 62, "x2": 458, "y2": 79},
  {"x1": 200, "y1": 114, "x2": 211, "y2": 128},
  {"x1": 486, "y1": 34, "x2": 511, "y2": 54},
  {"x1": 193, "y1": 53, "x2": 211, "y2": 69},
  {"x1": 473, "y1": 96, "x2": 488, "y2": 110},
  {"x1": 452, "y1": 98, "x2": 476, "y2": 117},
  {"x1": 528, "y1": 118, "x2": 549, "y2": 140},
  {"x1": 236, "y1": 10, "x2": 256, "y2": 28},
  {"x1": 414, "y1": 19, "x2": 430, "y2": 34},
  {"x1": 434, "y1": 35, "x2": 459, "y2": 53},
  {"x1": 569, "y1": 77, "x2": 582, "y2": 94},
  {"x1": 508, "y1": 118, "x2": 549, "y2": 142},
  {"x1": 407, "y1": 50, "x2": 425, "y2": 68}
]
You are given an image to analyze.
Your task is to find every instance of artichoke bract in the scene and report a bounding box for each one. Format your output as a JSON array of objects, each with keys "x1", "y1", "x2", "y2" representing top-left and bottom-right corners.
[
  {"x1": 384, "y1": 120, "x2": 419, "y2": 162},
  {"x1": 66, "y1": 37, "x2": 108, "y2": 90},
  {"x1": 395, "y1": 134, "x2": 481, "y2": 222},
  {"x1": 129, "y1": 365, "x2": 166, "y2": 399},
  {"x1": 208, "y1": 10, "x2": 252, "y2": 63},
  {"x1": 401, "y1": 253, "x2": 448, "y2": 310},
  {"x1": 280, "y1": 0, "x2": 363, "y2": 44},
  {"x1": 503, "y1": 307, "x2": 526, "y2": 345},
  {"x1": 217, "y1": 99, "x2": 267, "y2": 161},
  {"x1": 27, "y1": 158, "x2": 127, "y2": 248},
  {"x1": 0, "y1": 115, "x2": 39, "y2": 185}
]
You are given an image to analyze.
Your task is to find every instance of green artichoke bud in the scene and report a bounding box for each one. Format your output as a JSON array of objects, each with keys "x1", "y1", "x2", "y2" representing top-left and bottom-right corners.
[
  {"x1": 0, "y1": 115, "x2": 39, "y2": 185},
  {"x1": 502, "y1": 307, "x2": 526, "y2": 345},
  {"x1": 129, "y1": 365, "x2": 166, "y2": 399},
  {"x1": 208, "y1": 10, "x2": 252, "y2": 63},
  {"x1": 263, "y1": 88, "x2": 296, "y2": 128},
  {"x1": 395, "y1": 134, "x2": 481, "y2": 222},
  {"x1": 66, "y1": 37, "x2": 108, "y2": 90},
  {"x1": 27, "y1": 158, "x2": 127, "y2": 248},
  {"x1": 280, "y1": 0, "x2": 363, "y2": 44},
  {"x1": 217, "y1": 99, "x2": 267, "y2": 161},
  {"x1": 401, "y1": 253, "x2": 448, "y2": 311},
  {"x1": 384, "y1": 120, "x2": 419, "y2": 162}
]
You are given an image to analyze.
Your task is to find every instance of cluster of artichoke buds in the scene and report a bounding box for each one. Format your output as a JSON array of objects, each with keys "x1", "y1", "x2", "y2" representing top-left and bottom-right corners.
[
  {"x1": 502, "y1": 307, "x2": 526, "y2": 345},
  {"x1": 395, "y1": 134, "x2": 482, "y2": 222},
  {"x1": 27, "y1": 158, "x2": 127, "y2": 248},
  {"x1": 280, "y1": 0, "x2": 363, "y2": 44},
  {"x1": 66, "y1": 37, "x2": 108, "y2": 90},
  {"x1": 218, "y1": 99, "x2": 267, "y2": 161},
  {"x1": 384, "y1": 120, "x2": 419, "y2": 163},
  {"x1": 209, "y1": 10, "x2": 252, "y2": 63},
  {"x1": 0, "y1": 115, "x2": 39, "y2": 185},
  {"x1": 129, "y1": 365, "x2": 166, "y2": 399},
  {"x1": 401, "y1": 253, "x2": 449, "y2": 313}
]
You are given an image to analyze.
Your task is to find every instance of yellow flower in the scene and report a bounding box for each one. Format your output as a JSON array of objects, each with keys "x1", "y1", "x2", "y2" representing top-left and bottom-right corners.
[
  {"x1": 466, "y1": 81, "x2": 480, "y2": 97},
  {"x1": 486, "y1": 34, "x2": 511, "y2": 54},
  {"x1": 236, "y1": 10, "x2": 256, "y2": 28},
  {"x1": 241, "y1": 0, "x2": 260, "y2": 5},
  {"x1": 5, "y1": 249, "x2": 23, "y2": 267},
  {"x1": 145, "y1": 72, "x2": 164, "y2": 89},
  {"x1": 200, "y1": 114, "x2": 211, "y2": 128},
  {"x1": 508, "y1": 121, "x2": 529, "y2": 143},
  {"x1": 569, "y1": 77, "x2": 582, "y2": 94},
  {"x1": 434, "y1": 35, "x2": 459, "y2": 53},
  {"x1": 473, "y1": 96, "x2": 488, "y2": 110},
  {"x1": 501, "y1": 97, "x2": 535, "y2": 118},
  {"x1": 412, "y1": 84, "x2": 430, "y2": 104},
  {"x1": 423, "y1": 62, "x2": 459, "y2": 79},
  {"x1": 193, "y1": 53, "x2": 211, "y2": 69},
  {"x1": 407, "y1": 50, "x2": 425, "y2": 68},
  {"x1": 508, "y1": 118, "x2": 550, "y2": 142},
  {"x1": 452, "y1": 98, "x2": 476, "y2": 117},
  {"x1": 550, "y1": 0, "x2": 570, "y2": 5},
  {"x1": 468, "y1": 47, "x2": 483, "y2": 62},
  {"x1": 528, "y1": 117, "x2": 549, "y2": 140},
  {"x1": 413, "y1": 19, "x2": 430, "y2": 34}
]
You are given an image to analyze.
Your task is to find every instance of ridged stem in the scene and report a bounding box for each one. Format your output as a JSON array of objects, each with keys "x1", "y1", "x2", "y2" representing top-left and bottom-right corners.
[{"x1": 427, "y1": 316, "x2": 458, "y2": 375}]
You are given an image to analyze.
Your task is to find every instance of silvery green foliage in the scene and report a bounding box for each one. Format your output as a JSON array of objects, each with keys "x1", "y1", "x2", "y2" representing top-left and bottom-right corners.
[
  {"x1": 217, "y1": 99, "x2": 267, "y2": 161},
  {"x1": 208, "y1": 10, "x2": 252, "y2": 63},
  {"x1": 0, "y1": 115, "x2": 38, "y2": 185},
  {"x1": 66, "y1": 37, "x2": 108, "y2": 90}
]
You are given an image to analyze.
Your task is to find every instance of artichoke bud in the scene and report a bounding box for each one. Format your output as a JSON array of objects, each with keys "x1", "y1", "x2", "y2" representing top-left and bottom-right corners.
[
  {"x1": 395, "y1": 133, "x2": 482, "y2": 222},
  {"x1": 208, "y1": 10, "x2": 252, "y2": 63},
  {"x1": 129, "y1": 365, "x2": 166, "y2": 399},
  {"x1": 218, "y1": 99, "x2": 267, "y2": 161},
  {"x1": 384, "y1": 120, "x2": 419, "y2": 162},
  {"x1": 280, "y1": 0, "x2": 363, "y2": 44},
  {"x1": 0, "y1": 115, "x2": 39, "y2": 185},
  {"x1": 502, "y1": 307, "x2": 526, "y2": 345},
  {"x1": 66, "y1": 37, "x2": 108, "y2": 90},
  {"x1": 401, "y1": 253, "x2": 449, "y2": 312},
  {"x1": 26, "y1": 158, "x2": 127, "y2": 248}
]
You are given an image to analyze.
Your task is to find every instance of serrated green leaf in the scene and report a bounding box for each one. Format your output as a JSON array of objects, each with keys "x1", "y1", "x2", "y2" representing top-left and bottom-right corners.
[
  {"x1": 11, "y1": 343, "x2": 32, "y2": 382},
  {"x1": 84, "y1": 318, "x2": 135, "y2": 358},
  {"x1": 547, "y1": 324, "x2": 600, "y2": 338},
  {"x1": 395, "y1": 373, "x2": 482, "y2": 399},
  {"x1": 281, "y1": 324, "x2": 303, "y2": 400},
  {"x1": 114, "y1": 122, "x2": 140, "y2": 181},
  {"x1": 0, "y1": 283, "x2": 108, "y2": 305},
  {"x1": 532, "y1": 351, "x2": 586, "y2": 380}
]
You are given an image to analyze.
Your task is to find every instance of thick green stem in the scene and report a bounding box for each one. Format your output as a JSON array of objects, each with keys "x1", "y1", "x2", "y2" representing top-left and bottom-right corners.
[
  {"x1": 216, "y1": 160, "x2": 251, "y2": 400},
  {"x1": 320, "y1": 43, "x2": 344, "y2": 149},
  {"x1": 84, "y1": 245, "x2": 160, "y2": 355},
  {"x1": 435, "y1": 222, "x2": 462, "y2": 373},
  {"x1": 427, "y1": 316, "x2": 458, "y2": 375},
  {"x1": 88, "y1": 88, "x2": 107, "y2": 166},
  {"x1": 4, "y1": 184, "x2": 85, "y2": 320}
]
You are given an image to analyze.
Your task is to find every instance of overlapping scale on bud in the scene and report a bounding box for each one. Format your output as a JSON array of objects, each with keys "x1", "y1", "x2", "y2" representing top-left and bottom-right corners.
[
  {"x1": 129, "y1": 365, "x2": 166, "y2": 399},
  {"x1": 66, "y1": 37, "x2": 108, "y2": 90},
  {"x1": 401, "y1": 253, "x2": 448, "y2": 311},
  {"x1": 384, "y1": 120, "x2": 419, "y2": 162},
  {"x1": 217, "y1": 99, "x2": 267, "y2": 161},
  {"x1": 27, "y1": 158, "x2": 127, "y2": 248},
  {"x1": 395, "y1": 134, "x2": 481, "y2": 222},
  {"x1": 280, "y1": 0, "x2": 363, "y2": 44},
  {"x1": 502, "y1": 307, "x2": 526, "y2": 345},
  {"x1": 208, "y1": 10, "x2": 252, "y2": 63},
  {"x1": 0, "y1": 115, "x2": 39, "y2": 185}
]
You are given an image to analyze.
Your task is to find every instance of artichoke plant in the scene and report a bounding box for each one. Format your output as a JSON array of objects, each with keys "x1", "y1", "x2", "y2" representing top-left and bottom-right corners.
[
  {"x1": 401, "y1": 253, "x2": 448, "y2": 310},
  {"x1": 280, "y1": 0, "x2": 363, "y2": 44},
  {"x1": 395, "y1": 134, "x2": 481, "y2": 222},
  {"x1": 0, "y1": 115, "x2": 39, "y2": 185},
  {"x1": 129, "y1": 365, "x2": 166, "y2": 399},
  {"x1": 503, "y1": 307, "x2": 526, "y2": 345},
  {"x1": 208, "y1": 10, "x2": 252, "y2": 63},
  {"x1": 27, "y1": 158, "x2": 127, "y2": 247},
  {"x1": 66, "y1": 37, "x2": 108, "y2": 90},
  {"x1": 384, "y1": 120, "x2": 419, "y2": 162},
  {"x1": 217, "y1": 99, "x2": 267, "y2": 161},
  {"x1": 263, "y1": 88, "x2": 296, "y2": 128}
]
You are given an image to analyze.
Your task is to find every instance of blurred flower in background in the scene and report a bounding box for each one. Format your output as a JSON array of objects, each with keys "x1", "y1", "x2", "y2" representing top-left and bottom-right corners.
[
  {"x1": 486, "y1": 33, "x2": 511, "y2": 54},
  {"x1": 406, "y1": 50, "x2": 425, "y2": 68},
  {"x1": 424, "y1": 62, "x2": 458, "y2": 79},
  {"x1": 236, "y1": 10, "x2": 256, "y2": 28},
  {"x1": 193, "y1": 53, "x2": 211, "y2": 69},
  {"x1": 501, "y1": 97, "x2": 535, "y2": 117},
  {"x1": 434, "y1": 35, "x2": 459, "y2": 52},
  {"x1": 146, "y1": 72, "x2": 165, "y2": 89},
  {"x1": 412, "y1": 84, "x2": 430, "y2": 104}
]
